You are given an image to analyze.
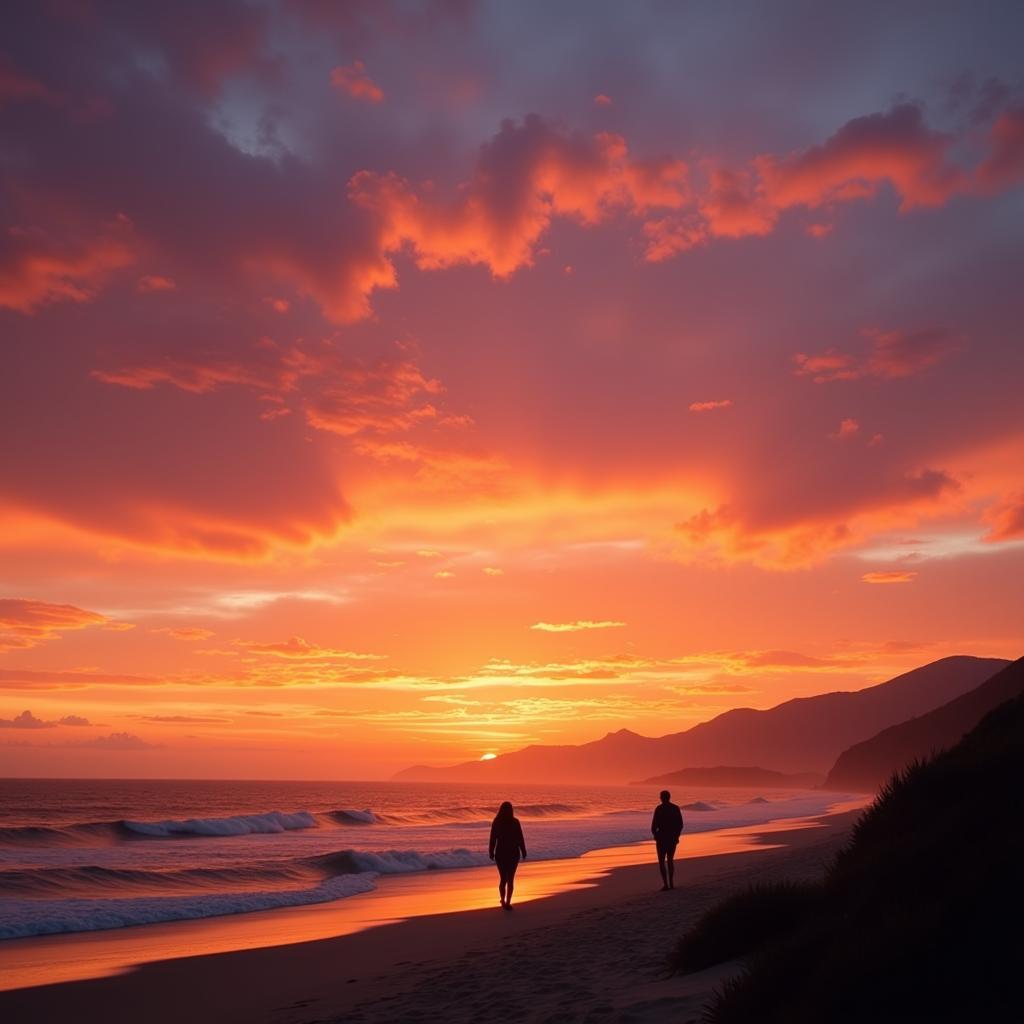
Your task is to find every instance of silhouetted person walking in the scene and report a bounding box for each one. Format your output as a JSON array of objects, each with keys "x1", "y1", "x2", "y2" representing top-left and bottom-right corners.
[
  {"x1": 489, "y1": 801, "x2": 527, "y2": 908},
  {"x1": 651, "y1": 789, "x2": 684, "y2": 890}
]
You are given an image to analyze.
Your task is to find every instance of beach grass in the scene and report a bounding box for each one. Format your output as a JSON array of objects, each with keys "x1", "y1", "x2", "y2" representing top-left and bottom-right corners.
[{"x1": 672, "y1": 880, "x2": 820, "y2": 975}]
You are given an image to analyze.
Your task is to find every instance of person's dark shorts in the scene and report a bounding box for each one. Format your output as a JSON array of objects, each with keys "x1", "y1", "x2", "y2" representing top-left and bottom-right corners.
[
  {"x1": 656, "y1": 837, "x2": 679, "y2": 855},
  {"x1": 495, "y1": 854, "x2": 520, "y2": 875}
]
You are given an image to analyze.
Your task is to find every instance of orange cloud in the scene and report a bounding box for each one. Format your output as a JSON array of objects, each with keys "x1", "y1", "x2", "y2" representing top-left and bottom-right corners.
[
  {"x1": 700, "y1": 165, "x2": 776, "y2": 237},
  {"x1": 347, "y1": 438, "x2": 508, "y2": 489},
  {"x1": 739, "y1": 649, "x2": 849, "y2": 668},
  {"x1": 349, "y1": 115, "x2": 690, "y2": 280},
  {"x1": 0, "y1": 709, "x2": 92, "y2": 729},
  {"x1": 330, "y1": 61, "x2": 384, "y2": 103},
  {"x1": 622, "y1": 154, "x2": 692, "y2": 209},
  {"x1": 7, "y1": 104, "x2": 1016, "y2": 329},
  {"x1": 530, "y1": 620, "x2": 626, "y2": 633},
  {"x1": 0, "y1": 710, "x2": 54, "y2": 729},
  {"x1": 94, "y1": 340, "x2": 452, "y2": 449},
  {"x1": 138, "y1": 715, "x2": 229, "y2": 724},
  {"x1": 92, "y1": 354, "x2": 288, "y2": 394},
  {"x1": 152, "y1": 627, "x2": 216, "y2": 641},
  {"x1": 91, "y1": 342, "x2": 468, "y2": 489},
  {"x1": 303, "y1": 358, "x2": 443, "y2": 437},
  {"x1": 640, "y1": 215, "x2": 705, "y2": 261},
  {"x1": 983, "y1": 494, "x2": 1024, "y2": 542},
  {"x1": 85, "y1": 732, "x2": 158, "y2": 750},
  {"x1": 254, "y1": 227, "x2": 398, "y2": 325},
  {"x1": 792, "y1": 349, "x2": 860, "y2": 383},
  {"x1": 864, "y1": 327, "x2": 960, "y2": 378},
  {"x1": 975, "y1": 106, "x2": 1024, "y2": 192},
  {"x1": 0, "y1": 222, "x2": 135, "y2": 313},
  {"x1": 0, "y1": 668, "x2": 156, "y2": 690},
  {"x1": 677, "y1": 505, "x2": 856, "y2": 569},
  {"x1": 689, "y1": 399, "x2": 733, "y2": 413},
  {"x1": 830, "y1": 417, "x2": 860, "y2": 441},
  {"x1": 795, "y1": 327, "x2": 958, "y2": 382},
  {"x1": 232, "y1": 636, "x2": 386, "y2": 660},
  {"x1": 593, "y1": 94, "x2": 612, "y2": 107},
  {"x1": 676, "y1": 469, "x2": 959, "y2": 568},
  {"x1": 137, "y1": 274, "x2": 176, "y2": 292},
  {"x1": 758, "y1": 103, "x2": 965, "y2": 211},
  {"x1": 0, "y1": 599, "x2": 108, "y2": 652},
  {"x1": 861, "y1": 571, "x2": 918, "y2": 584}
]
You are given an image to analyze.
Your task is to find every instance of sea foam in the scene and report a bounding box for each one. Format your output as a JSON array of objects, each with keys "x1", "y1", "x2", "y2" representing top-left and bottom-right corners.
[
  {"x1": 0, "y1": 873, "x2": 377, "y2": 940},
  {"x1": 122, "y1": 810, "x2": 318, "y2": 838}
]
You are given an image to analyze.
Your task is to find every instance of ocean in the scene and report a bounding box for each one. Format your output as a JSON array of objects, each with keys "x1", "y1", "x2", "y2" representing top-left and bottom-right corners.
[{"x1": 0, "y1": 778, "x2": 849, "y2": 940}]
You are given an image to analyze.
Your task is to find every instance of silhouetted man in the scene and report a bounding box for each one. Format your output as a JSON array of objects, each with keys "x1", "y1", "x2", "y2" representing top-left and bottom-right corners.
[{"x1": 651, "y1": 789, "x2": 684, "y2": 890}]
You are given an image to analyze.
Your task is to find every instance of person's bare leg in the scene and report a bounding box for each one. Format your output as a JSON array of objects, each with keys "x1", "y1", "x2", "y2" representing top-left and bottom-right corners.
[
  {"x1": 498, "y1": 878, "x2": 507, "y2": 906},
  {"x1": 657, "y1": 849, "x2": 668, "y2": 890},
  {"x1": 506, "y1": 875, "x2": 514, "y2": 907},
  {"x1": 667, "y1": 850, "x2": 676, "y2": 889}
]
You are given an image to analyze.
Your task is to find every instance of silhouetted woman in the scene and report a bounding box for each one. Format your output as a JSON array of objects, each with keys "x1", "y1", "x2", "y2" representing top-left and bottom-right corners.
[{"x1": 489, "y1": 801, "x2": 527, "y2": 908}]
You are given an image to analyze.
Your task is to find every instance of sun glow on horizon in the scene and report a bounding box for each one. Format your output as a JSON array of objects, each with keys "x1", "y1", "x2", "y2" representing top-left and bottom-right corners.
[{"x1": 480, "y1": 753, "x2": 498, "y2": 761}]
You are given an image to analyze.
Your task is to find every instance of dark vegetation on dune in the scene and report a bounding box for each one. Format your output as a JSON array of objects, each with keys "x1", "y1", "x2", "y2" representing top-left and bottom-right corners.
[
  {"x1": 672, "y1": 881, "x2": 822, "y2": 974},
  {"x1": 672, "y1": 681, "x2": 1024, "y2": 1023}
]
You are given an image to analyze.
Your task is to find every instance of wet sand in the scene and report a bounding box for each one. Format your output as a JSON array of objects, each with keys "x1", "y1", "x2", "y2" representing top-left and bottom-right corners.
[{"x1": 0, "y1": 805, "x2": 863, "y2": 1023}]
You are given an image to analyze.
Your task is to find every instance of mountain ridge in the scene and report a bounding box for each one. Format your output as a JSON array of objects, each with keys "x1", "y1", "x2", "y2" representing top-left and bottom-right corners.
[
  {"x1": 823, "y1": 654, "x2": 1024, "y2": 791},
  {"x1": 633, "y1": 765, "x2": 823, "y2": 788},
  {"x1": 394, "y1": 656, "x2": 1009, "y2": 784}
]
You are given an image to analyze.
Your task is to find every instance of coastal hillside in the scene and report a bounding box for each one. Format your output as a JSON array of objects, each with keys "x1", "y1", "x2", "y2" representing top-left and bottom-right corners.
[
  {"x1": 633, "y1": 766, "x2": 822, "y2": 788},
  {"x1": 824, "y1": 655, "x2": 1024, "y2": 791},
  {"x1": 672, "y1": 685, "x2": 1024, "y2": 1022},
  {"x1": 394, "y1": 656, "x2": 1008, "y2": 783}
]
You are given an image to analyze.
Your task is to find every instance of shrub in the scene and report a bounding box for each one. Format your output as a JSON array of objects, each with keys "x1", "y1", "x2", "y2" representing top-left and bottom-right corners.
[
  {"x1": 671, "y1": 678, "x2": 1024, "y2": 1023},
  {"x1": 672, "y1": 880, "x2": 821, "y2": 975}
]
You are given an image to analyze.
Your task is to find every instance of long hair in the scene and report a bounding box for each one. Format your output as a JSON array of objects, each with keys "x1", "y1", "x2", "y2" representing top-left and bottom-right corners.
[{"x1": 494, "y1": 800, "x2": 514, "y2": 823}]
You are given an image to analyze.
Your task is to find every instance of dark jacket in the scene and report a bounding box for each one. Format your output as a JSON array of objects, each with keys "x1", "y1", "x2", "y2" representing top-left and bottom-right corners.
[
  {"x1": 651, "y1": 802, "x2": 684, "y2": 841},
  {"x1": 489, "y1": 816, "x2": 527, "y2": 860}
]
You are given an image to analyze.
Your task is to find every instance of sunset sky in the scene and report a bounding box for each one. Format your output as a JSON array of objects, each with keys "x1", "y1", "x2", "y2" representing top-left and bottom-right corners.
[{"x1": 2, "y1": 1, "x2": 1023, "y2": 779}]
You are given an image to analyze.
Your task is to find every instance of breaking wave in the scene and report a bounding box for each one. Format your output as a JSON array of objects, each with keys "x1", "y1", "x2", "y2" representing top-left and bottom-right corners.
[
  {"x1": 0, "y1": 803, "x2": 590, "y2": 849},
  {"x1": 323, "y1": 809, "x2": 377, "y2": 825},
  {"x1": 0, "y1": 844, "x2": 497, "y2": 937},
  {"x1": 0, "y1": 873, "x2": 378, "y2": 940},
  {"x1": 0, "y1": 810, "x2": 318, "y2": 847},
  {"x1": 122, "y1": 810, "x2": 318, "y2": 838}
]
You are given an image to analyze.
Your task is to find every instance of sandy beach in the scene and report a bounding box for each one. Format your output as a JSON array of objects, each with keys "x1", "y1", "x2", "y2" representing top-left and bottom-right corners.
[{"x1": 0, "y1": 805, "x2": 862, "y2": 1023}]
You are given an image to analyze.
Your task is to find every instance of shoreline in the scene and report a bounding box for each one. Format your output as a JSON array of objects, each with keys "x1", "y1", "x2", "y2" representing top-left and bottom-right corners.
[{"x1": 0, "y1": 803, "x2": 865, "y2": 1022}]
